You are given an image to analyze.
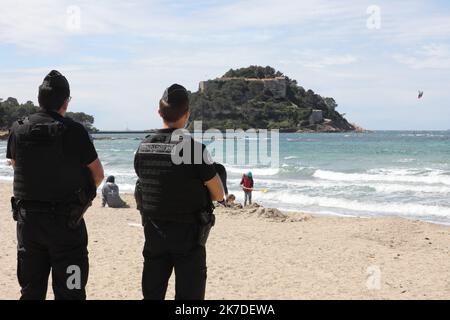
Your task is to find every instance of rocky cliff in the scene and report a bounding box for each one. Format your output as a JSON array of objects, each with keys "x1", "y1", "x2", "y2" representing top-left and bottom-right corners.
[{"x1": 189, "y1": 66, "x2": 359, "y2": 132}]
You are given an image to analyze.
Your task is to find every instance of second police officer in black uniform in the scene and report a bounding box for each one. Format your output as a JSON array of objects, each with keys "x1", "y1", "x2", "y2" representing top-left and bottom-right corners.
[
  {"x1": 135, "y1": 84, "x2": 225, "y2": 300},
  {"x1": 6, "y1": 70, "x2": 105, "y2": 300}
]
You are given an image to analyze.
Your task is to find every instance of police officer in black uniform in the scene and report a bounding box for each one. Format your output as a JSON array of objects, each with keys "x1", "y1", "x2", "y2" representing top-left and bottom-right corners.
[
  {"x1": 6, "y1": 70, "x2": 105, "y2": 300},
  {"x1": 135, "y1": 84, "x2": 225, "y2": 300}
]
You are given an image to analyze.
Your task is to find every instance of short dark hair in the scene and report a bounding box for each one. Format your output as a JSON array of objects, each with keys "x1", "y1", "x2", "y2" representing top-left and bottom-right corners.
[
  {"x1": 159, "y1": 84, "x2": 189, "y2": 123},
  {"x1": 38, "y1": 70, "x2": 70, "y2": 111}
]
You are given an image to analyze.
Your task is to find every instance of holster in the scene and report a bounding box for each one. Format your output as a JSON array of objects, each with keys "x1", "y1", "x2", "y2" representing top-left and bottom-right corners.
[
  {"x1": 65, "y1": 172, "x2": 96, "y2": 229},
  {"x1": 66, "y1": 189, "x2": 92, "y2": 229},
  {"x1": 135, "y1": 179, "x2": 145, "y2": 226},
  {"x1": 195, "y1": 191, "x2": 216, "y2": 246},
  {"x1": 11, "y1": 197, "x2": 19, "y2": 221},
  {"x1": 197, "y1": 210, "x2": 216, "y2": 247}
]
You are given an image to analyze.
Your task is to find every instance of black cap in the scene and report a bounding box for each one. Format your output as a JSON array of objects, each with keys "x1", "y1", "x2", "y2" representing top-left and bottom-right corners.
[
  {"x1": 40, "y1": 70, "x2": 70, "y2": 97},
  {"x1": 161, "y1": 84, "x2": 188, "y2": 106}
]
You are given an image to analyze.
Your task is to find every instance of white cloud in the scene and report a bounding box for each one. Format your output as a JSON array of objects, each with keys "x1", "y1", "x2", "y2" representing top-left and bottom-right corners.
[
  {"x1": 2, "y1": 0, "x2": 450, "y2": 54},
  {"x1": 280, "y1": 51, "x2": 358, "y2": 69},
  {"x1": 0, "y1": 1, "x2": 382, "y2": 51},
  {"x1": 394, "y1": 44, "x2": 450, "y2": 69},
  {"x1": 2, "y1": 0, "x2": 450, "y2": 130},
  {"x1": 304, "y1": 54, "x2": 358, "y2": 68},
  {"x1": 0, "y1": 0, "x2": 156, "y2": 51}
]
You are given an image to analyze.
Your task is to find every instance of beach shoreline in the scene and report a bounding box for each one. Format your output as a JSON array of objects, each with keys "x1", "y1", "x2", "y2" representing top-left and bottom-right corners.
[
  {"x1": 3, "y1": 131, "x2": 450, "y2": 226},
  {"x1": 1, "y1": 181, "x2": 449, "y2": 300}
]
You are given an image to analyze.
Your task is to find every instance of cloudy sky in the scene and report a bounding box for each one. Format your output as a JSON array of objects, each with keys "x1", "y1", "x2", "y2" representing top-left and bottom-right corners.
[{"x1": 1, "y1": 0, "x2": 449, "y2": 130}]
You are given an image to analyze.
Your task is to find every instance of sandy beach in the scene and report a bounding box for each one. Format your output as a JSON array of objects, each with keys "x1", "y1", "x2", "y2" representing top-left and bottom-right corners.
[{"x1": 1, "y1": 181, "x2": 449, "y2": 300}]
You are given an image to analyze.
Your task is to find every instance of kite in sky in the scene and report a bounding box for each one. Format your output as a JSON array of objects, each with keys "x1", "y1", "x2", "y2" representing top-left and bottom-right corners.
[{"x1": 418, "y1": 90, "x2": 424, "y2": 99}]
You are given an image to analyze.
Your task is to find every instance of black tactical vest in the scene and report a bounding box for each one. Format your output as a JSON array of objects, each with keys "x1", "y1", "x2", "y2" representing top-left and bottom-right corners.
[
  {"x1": 136, "y1": 130, "x2": 209, "y2": 222},
  {"x1": 12, "y1": 112, "x2": 86, "y2": 203}
]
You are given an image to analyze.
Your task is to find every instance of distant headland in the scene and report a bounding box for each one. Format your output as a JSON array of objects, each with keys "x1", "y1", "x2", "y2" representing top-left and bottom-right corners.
[
  {"x1": 189, "y1": 66, "x2": 363, "y2": 133},
  {"x1": 1, "y1": 66, "x2": 364, "y2": 139}
]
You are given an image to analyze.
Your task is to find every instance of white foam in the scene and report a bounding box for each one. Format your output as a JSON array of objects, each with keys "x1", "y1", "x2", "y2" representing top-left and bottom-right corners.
[
  {"x1": 372, "y1": 184, "x2": 450, "y2": 194},
  {"x1": 228, "y1": 178, "x2": 450, "y2": 194},
  {"x1": 368, "y1": 168, "x2": 448, "y2": 176},
  {"x1": 314, "y1": 169, "x2": 450, "y2": 186},
  {"x1": 400, "y1": 133, "x2": 446, "y2": 138},
  {"x1": 117, "y1": 183, "x2": 137, "y2": 192},
  {"x1": 256, "y1": 192, "x2": 450, "y2": 218},
  {"x1": 103, "y1": 170, "x2": 137, "y2": 177},
  {"x1": 395, "y1": 158, "x2": 416, "y2": 163},
  {"x1": 226, "y1": 167, "x2": 279, "y2": 176}
]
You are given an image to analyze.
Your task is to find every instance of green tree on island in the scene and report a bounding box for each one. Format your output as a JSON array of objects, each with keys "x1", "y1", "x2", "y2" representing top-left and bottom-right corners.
[
  {"x1": 0, "y1": 97, "x2": 98, "y2": 133},
  {"x1": 65, "y1": 111, "x2": 98, "y2": 133},
  {"x1": 223, "y1": 65, "x2": 284, "y2": 79}
]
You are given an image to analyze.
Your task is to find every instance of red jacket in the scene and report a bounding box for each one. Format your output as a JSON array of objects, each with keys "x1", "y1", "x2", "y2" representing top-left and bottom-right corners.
[{"x1": 240, "y1": 175, "x2": 254, "y2": 189}]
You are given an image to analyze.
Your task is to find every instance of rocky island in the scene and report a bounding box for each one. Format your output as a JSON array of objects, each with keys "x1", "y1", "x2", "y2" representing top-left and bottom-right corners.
[{"x1": 189, "y1": 66, "x2": 361, "y2": 132}]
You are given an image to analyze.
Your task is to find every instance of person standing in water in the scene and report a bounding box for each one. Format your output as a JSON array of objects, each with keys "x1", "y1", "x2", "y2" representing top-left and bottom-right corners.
[{"x1": 240, "y1": 171, "x2": 254, "y2": 206}]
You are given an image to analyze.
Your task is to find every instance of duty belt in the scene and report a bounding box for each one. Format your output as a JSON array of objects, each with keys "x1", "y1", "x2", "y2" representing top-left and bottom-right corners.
[{"x1": 15, "y1": 199, "x2": 68, "y2": 214}]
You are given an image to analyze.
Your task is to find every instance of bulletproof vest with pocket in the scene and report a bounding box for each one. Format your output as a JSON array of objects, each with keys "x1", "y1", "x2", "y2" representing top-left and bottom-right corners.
[
  {"x1": 13, "y1": 112, "x2": 86, "y2": 203},
  {"x1": 136, "y1": 130, "x2": 209, "y2": 221}
]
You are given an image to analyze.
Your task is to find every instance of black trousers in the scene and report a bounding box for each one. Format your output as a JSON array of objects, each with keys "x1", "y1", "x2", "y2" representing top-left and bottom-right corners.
[
  {"x1": 16, "y1": 210, "x2": 89, "y2": 300},
  {"x1": 142, "y1": 219, "x2": 207, "y2": 300}
]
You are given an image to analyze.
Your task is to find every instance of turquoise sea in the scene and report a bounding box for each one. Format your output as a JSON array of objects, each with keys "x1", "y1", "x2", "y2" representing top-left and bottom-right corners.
[{"x1": 2, "y1": 131, "x2": 450, "y2": 225}]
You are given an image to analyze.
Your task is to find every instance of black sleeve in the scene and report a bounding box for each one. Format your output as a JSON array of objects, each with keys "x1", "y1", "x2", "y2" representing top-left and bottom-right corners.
[
  {"x1": 214, "y1": 163, "x2": 228, "y2": 194},
  {"x1": 70, "y1": 123, "x2": 98, "y2": 166},
  {"x1": 195, "y1": 143, "x2": 217, "y2": 182},
  {"x1": 134, "y1": 149, "x2": 140, "y2": 177},
  {"x1": 6, "y1": 132, "x2": 15, "y2": 160}
]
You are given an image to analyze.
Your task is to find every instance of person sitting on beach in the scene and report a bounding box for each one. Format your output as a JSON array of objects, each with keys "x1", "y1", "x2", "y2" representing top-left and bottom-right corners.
[
  {"x1": 240, "y1": 171, "x2": 254, "y2": 206},
  {"x1": 102, "y1": 176, "x2": 129, "y2": 208},
  {"x1": 225, "y1": 194, "x2": 243, "y2": 209},
  {"x1": 227, "y1": 194, "x2": 236, "y2": 205}
]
